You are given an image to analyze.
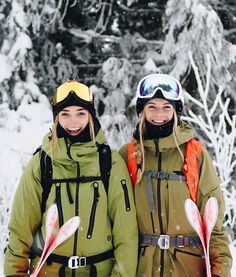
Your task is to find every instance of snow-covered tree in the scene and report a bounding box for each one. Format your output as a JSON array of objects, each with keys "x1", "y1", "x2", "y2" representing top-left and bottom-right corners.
[
  {"x1": 0, "y1": 0, "x2": 236, "y2": 268},
  {"x1": 183, "y1": 52, "x2": 236, "y2": 241},
  {"x1": 159, "y1": 0, "x2": 236, "y2": 104}
]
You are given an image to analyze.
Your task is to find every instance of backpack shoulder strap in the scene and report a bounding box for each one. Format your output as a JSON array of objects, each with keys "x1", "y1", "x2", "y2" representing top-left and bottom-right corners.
[
  {"x1": 127, "y1": 139, "x2": 138, "y2": 187},
  {"x1": 183, "y1": 139, "x2": 203, "y2": 203},
  {"x1": 97, "y1": 143, "x2": 112, "y2": 195},
  {"x1": 40, "y1": 150, "x2": 53, "y2": 214},
  {"x1": 33, "y1": 146, "x2": 42, "y2": 156}
]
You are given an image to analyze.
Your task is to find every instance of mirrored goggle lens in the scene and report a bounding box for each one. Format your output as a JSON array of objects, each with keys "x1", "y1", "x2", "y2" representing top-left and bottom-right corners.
[
  {"x1": 52, "y1": 81, "x2": 93, "y2": 105},
  {"x1": 138, "y1": 74, "x2": 181, "y2": 100}
]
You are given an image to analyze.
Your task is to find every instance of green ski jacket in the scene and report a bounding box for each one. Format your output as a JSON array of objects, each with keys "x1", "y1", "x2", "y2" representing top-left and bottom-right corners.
[
  {"x1": 119, "y1": 122, "x2": 232, "y2": 277},
  {"x1": 4, "y1": 129, "x2": 138, "y2": 276}
]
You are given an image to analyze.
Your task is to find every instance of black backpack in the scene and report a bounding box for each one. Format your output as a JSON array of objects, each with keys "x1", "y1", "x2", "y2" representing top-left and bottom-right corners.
[
  {"x1": 34, "y1": 143, "x2": 112, "y2": 214},
  {"x1": 31, "y1": 143, "x2": 114, "y2": 274}
]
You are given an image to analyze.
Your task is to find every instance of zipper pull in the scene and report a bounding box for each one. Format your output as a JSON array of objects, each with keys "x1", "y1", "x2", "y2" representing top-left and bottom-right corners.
[
  {"x1": 154, "y1": 138, "x2": 159, "y2": 157},
  {"x1": 93, "y1": 182, "x2": 100, "y2": 201},
  {"x1": 65, "y1": 138, "x2": 73, "y2": 159}
]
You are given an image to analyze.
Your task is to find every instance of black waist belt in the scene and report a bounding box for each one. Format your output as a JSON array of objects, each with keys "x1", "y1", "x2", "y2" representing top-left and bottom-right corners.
[
  {"x1": 140, "y1": 234, "x2": 201, "y2": 249},
  {"x1": 31, "y1": 244, "x2": 114, "y2": 269}
]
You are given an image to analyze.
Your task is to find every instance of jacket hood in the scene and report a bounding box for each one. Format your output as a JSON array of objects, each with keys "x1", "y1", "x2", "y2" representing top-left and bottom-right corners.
[
  {"x1": 41, "y1": 128, "x2": 107, "y2": 164},
  {"x1": 143, "y1": 121, "x2": 195, "y2": 152}
]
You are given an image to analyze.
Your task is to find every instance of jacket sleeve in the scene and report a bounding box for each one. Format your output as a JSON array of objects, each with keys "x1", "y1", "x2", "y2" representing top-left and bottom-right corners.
[
  {"x1": 198, "y1": 147, "x2": 232, "y2": 277},
  {"x1": 107, "y1": 151, "x2": 138, "y2": 277},
  {"x1": 118, "y1": 144, "x2": 128, "y2": 164},
  {"x1": 4, "y1": 154, "x2": 43, "y2": 276}
]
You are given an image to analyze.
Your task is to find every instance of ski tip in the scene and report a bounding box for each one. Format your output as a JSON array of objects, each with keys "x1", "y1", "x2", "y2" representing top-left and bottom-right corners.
[
  {"x1": 207, "y1": 196, "x2": 218, "y2": 205},
  {"x1": 205, "y1": 196, "x2": 219, "y2": 214},
  {"x1": 184, "y1": 198, "x2": 196, "y2": 209},
  {"x1": 72, "y1": 216, "x2": 81, "y2": 227},
  {"x1": 48, "y1": 203, "x2": 58, "y2": 215}
]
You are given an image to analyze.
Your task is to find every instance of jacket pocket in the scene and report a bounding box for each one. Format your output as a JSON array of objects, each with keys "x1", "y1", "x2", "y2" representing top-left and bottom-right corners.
[
  {"x1": 139, "y1": 245, "x2": 149, "y2": 256},
  {"x1": 172, "y1": 248, "x2": 204, "y2": 276},
  {"x1": 87, "y1": 182, "x2": 100, "y2": 239},
  {"x1": 121, "y1": 179, "x2": 131, "y2": 211},
  {"x1": 173, "y1": 248, "x2": 203, "y2": 260}
]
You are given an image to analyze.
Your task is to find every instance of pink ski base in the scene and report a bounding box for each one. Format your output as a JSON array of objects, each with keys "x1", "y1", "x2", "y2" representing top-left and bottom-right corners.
[
  {"x1": 30, "y1": 204, "x2": 58, "y2": 277},
  {"x1": 185, "y1": 197, "x2": 218, "y2": 277},
  {"x1": 30, "y1": 204, "x2": 80, "y2": 277}
]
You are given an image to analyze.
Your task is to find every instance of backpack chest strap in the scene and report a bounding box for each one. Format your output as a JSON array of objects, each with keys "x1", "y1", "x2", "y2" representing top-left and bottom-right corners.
[
  {"x1": 143, "y1": 171, "x2": 186, "y2": 182},
  {"x1": 50, "y1": 176, "x2": 102, "y2": 184},
  {"x1": 143, "y1": 171, "x2": 186, "y2": 213}
]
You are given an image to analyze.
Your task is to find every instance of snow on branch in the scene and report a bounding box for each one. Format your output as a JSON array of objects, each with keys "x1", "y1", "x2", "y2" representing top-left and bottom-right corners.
[{"x1": 182, "y1": 51, "x2": 236, "y2": 240}]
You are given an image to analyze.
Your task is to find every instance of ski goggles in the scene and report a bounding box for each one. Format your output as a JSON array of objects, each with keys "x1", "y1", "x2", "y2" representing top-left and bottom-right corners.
[
  {"x1": 137, "y1": 73, "x2": 182, "y2": 100},
  {"x1": 52, "y1": 81, "x2": 93, "y2": 106}
]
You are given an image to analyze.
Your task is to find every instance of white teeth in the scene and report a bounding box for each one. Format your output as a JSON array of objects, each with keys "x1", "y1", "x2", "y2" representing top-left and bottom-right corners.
[
  {"x1": 154, "y1": 120, "x2": 164, "y2": 123},
  {"x1": 68, "y1": 128, "x2": 80, "y2": 131}
]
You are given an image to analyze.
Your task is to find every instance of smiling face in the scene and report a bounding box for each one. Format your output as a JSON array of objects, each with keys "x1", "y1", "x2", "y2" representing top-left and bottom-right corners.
[
  {"x1": 144, "y1": 98, "x2": 174, "y2": 126},
  {"x1": 58, "y1": 105, "x2": 89, "y2": 136}
]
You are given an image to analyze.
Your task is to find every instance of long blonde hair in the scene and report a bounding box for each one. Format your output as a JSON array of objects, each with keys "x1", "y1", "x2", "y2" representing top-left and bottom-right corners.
[{"x1": 134, "y1": 110, "x2": 184, "y2": 183}]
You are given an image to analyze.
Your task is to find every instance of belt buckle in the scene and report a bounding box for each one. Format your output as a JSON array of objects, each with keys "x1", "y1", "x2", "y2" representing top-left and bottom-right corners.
[
  {"x1": 68, "y1": 256, "x2": 87, "y2": 269},
  {"x1": 158, "y1": 235, "x2": 170, "y2": 249}
]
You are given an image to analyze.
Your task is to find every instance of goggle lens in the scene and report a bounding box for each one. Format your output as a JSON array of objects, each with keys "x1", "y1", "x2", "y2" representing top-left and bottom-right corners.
[
  {"x1": 138, "y1": 74, "x2": 181, "y2": 100},
  {"x1": 52, "y1": 81, "x2": 93, "y2": 105}
]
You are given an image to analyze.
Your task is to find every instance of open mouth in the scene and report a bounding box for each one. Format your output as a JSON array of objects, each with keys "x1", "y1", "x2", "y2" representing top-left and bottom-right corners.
[
  {"x1": 151, "y1": 120, "x2": 166, "y2": 126},
  {"x1": 66, "y1": 127, "x2": 82, "y2": 136}
]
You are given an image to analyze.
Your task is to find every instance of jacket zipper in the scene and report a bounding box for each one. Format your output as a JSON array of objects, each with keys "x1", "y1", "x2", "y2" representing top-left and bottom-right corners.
[
  {"x1": 65, "y1": 138, "x2": 73, "y2": 160},
  {"x1": 87, "y1": 182, "x2": 100, "y2": 239},
  {"x1": 157, "y1": 149, "x2": 165, "y2": 277},
  {"x1": 154, "y1": 138, "x2": 159, "y2": 157},
  {"x1": 55, "y1": 183, "x2": 64, "y2": 227},
  {"x1": 72, "y1": 163, "x2": 80, "y2": 277},
  {"x1": 120, "y1": 179, "x2": 131, "y2": 211},
  {"x1": 150, "y1": 212, "x2": 155, "y2": 233}
]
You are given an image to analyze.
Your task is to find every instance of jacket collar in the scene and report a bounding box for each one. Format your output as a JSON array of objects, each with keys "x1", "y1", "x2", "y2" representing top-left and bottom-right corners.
[
  {"x1": 42, "y1": 129, "x2": 107, "y2": 163},
  {"x1": 143, "y1": 121, "x2": 195, "y2": 152}
]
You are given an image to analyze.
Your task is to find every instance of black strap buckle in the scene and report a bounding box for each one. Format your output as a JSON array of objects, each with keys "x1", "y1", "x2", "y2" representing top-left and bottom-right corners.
[
  {"x1": 68, "y1": 256, "x2": 86, "y2": 269},
  {"x1": 157, "y1": 172, "x2": 169, "y2": 180}
]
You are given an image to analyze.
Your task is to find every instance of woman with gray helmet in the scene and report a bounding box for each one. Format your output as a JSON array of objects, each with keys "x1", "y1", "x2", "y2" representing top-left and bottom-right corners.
[{"x1": 119, "y1": 73, "x2": 232, "y2": 277}]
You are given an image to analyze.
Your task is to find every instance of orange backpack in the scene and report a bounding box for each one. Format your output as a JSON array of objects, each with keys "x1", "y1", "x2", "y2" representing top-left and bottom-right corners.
[{"x1": 127, "y1": 139, "x2": 202, "y2": 203}]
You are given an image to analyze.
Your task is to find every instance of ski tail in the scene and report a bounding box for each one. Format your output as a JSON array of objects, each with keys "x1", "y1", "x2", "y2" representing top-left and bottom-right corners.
[
  {"x1": 30, "y1": 204, "x2": 58, "y2": 277},
  {"x1": 30, "y1": 204, "x2": 80, "y2": 277},
  {"x1": 185, "y1": 198, "x2": 213, "y2": 277},
  {"x1": 203, "y1": 197, "x2": 218, "y2": 276}
]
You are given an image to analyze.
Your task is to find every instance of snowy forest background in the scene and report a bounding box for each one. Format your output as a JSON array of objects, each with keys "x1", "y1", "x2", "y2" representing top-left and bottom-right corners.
[{"x1": 0, "y1": 0, "x2": 236, "y2": 273}]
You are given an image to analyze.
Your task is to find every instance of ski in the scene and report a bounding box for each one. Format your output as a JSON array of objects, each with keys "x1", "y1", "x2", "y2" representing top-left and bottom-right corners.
[
  {"x1": 184, "y1": 198, "x2": 208, "y2": 275},
  {"x1": 203, "y1": 197, "x2": 218, "y2": 276},
  {"x1": 30, "y1": 204, "x2": 58, "y2": 277},
  {"x1": 30, "y1": 204, "x2": 80, "y2": 277},
  {"x1": 184, "y1": 197, "x2": 218, "y2": 277}
]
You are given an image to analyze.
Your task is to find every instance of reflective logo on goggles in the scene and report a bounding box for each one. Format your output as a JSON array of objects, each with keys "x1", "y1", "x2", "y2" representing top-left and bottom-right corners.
[
  {"x1": 137, "y1": 74, "x2": 182, "y2": 100},
  {"x1": 52, "y1": 81, "x2": 93, "y2": 105}
]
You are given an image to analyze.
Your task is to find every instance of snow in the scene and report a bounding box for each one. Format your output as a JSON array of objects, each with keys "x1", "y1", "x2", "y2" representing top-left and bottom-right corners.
[
  {"x1": 0, "y1": 97, "x2": 235, "y2": 274},
  {"x1": 0, "y1": 0, "x2": 235, "y2": 274},
  {"x1": 0, "y1": 92, "x2": 52, "y2": 273},
  {"x1": 8, "y1": 32, "x2": 32, "y2": 60},
  {"x1": 0, "y1": 54, "x2": 12, "y2": 82}
]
